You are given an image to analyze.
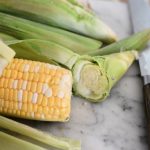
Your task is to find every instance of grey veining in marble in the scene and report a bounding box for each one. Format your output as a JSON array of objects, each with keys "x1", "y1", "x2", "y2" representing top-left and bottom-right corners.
[{"x1": 13, "y1": 1, "x2": 148, "y2": 150}]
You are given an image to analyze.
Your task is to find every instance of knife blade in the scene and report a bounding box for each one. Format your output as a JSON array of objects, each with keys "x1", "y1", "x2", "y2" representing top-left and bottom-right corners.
[{"x1": 128, "y1": 0, "x2": 150, "y2": 146}]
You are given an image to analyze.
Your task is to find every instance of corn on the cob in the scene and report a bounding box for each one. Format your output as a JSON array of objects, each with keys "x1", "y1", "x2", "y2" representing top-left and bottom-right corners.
[
  {"x1": 0, "y1": 0, "x2": 117, "y2": 43},
  {"x1": 0, "y1": 59, "x2": 72, "y2": 121},
  {"x1": 0, "y1": 12, "x2": 102, "y2": 55}
]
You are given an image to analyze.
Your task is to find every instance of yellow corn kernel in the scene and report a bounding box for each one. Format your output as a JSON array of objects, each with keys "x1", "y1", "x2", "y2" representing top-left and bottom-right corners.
[
  {"x1": 4, "y1": 79, "x2": 8, "y2": 88},
  {"x1": 4, "y1": 100, "x2": 9, "y2": 108},
  {"x1": 44, "y1": 67, "x2": 50, "y2": 74},
  {"x1": 35, "y1": 113, "x2": 41, "y2": 119},
  {"x1": 39, "y1": 64, "x2": 45, "y2": 73},
  {"x1": 42, "y1": 97, "x2": 48, "y2": 106},
  {"x1": 33, "y1": 105, "x2": 38, "y2": 112},
  {"x1": 29, "y1": 63, "x2": 35, "y2": 72},
  {"x1": 49, "y1": 108, "x2": 54, "y2": 115},
  {"x1": 17, "y1": 72, "x2": 23, "y2": 80},
  {"x1": 12, "y1": 110, "x2": 16, "y2": 115},
  {"x1": 4, "y1": 89, "x2": 9, "y2": 100},
  {"x1": 28, "y1": 104, "x2": 33, "y2": 112},
  {"x1": 5, "y1": 70, "x2": 11, "y2": 78},
  {"x1": 40, "y1": 74, "x2": 46, "y2": 83},
  {"x1": 37, "y1": 94, "x2": 43, "y2": 105},
  {"x1": 37, "y1": 106, "x2": 43, "y2": 114},
  {"x1": 8, "y1": 89, "x2": 13, "y2": 101},
  {"x1": 27, "y1": 92, "x2": 33, "y2": 102},
  {"x1": 13, "y1": 90, "x2": 18, "y2": 101},
  {"x1": 33, "y1": 74, "x2": 39, "y2": 82},
  {"x1": 0, "y1": 99, "x2": 4, "y2": 107},
  {"x1": 28, "y1": 73, "x2": 34, "y2": 81},
  {"x1": 22, "y1": 91, "x2": 28, "y2": 103},
  {"x1": 22, "y1": 72, "x2": 29, "y2": 80},
  {"x1": 31, "y1": 82, "x2": 37, "y2": 92},
  {"x1": 8, "y1": 79, "x2": 13, "y2": 88},
  {"x1": 11, "y1": 70, "x2": 18, "y2": 79},
  {"x1": 3, "y1": 108, "x2": 7, "y2": 113},
  {"x1": 49, "y1": 69, "x2": 56, "y2": 76},
  {"x1": 22, "y1": 104, "x2": 27, "y2": 112},
  {"x1": 9, "y1": 101, "x2": 13, "y2": 109},
  {"x1": 48, "y1": 96, "x2": 55, "y2": 107},
  {"x1": 52, "y1": 85, "x2": 58, "y2": 97},
  {"x1": 0, "y1": 78, "x2": 4, "y2": 88},
  {"x1": 16, "y1": 110, "x2": 21, "y2": 116},
  {"x1": 13, "y1": 102, "x2": 18, "y2": 110},
  {"x1": 27, "y1": 82, "x2": 32, "y2": 91},
  {"x1": 0, "y1": 88, "x2": 4, "y2": 98},
  {"x1": 43, "y1": 106, "x2": 49, "y2": 114},
  {"x1": 18, "y1": 64, "x2": 25, "y2": 72},
  {"x1": 37, "y1": 82, "x2": 43, "y2": 93},
  {"x1": 20, "y1": 111, "x2": 26, "y2": 117},
  {"x1": 17, "y1": 79, "x2": 23, "y2": 89}
]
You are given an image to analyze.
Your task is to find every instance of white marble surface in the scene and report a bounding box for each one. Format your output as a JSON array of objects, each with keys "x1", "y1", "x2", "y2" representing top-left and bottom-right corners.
[{"x1": 15, "y1": 1, "x2": 148, "y2": 150}]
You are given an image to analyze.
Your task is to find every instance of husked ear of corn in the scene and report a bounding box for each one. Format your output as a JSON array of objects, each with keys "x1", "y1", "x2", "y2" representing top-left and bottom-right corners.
[
  {"x1": 0, "y1": 0, "x2": 117, "y2": 43},
  {"x1": 0, "y1": 59, "x2": 72, "y2": 121}
]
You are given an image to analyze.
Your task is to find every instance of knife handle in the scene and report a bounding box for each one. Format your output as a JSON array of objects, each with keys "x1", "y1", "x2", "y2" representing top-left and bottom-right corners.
[{"x1": 143, "y1": 83, "x2": 150, "y2": 145}]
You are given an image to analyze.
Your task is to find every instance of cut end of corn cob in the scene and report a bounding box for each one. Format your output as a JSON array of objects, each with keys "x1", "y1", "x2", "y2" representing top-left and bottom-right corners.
[
  {"x1": 0, "y1": 59, "x2": 72, "y2": 121},
  {"x1": 73, "y1": 51, "x2": 137, "y2": 102}
]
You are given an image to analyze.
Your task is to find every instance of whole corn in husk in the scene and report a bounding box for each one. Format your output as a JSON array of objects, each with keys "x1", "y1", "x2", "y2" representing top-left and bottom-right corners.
[
  {"x1": 0, "y1": 0, "x2": 117, "y2": 43},
  {"x1": 7, "y1": 28, "x2": 150, "y2": 102},
  {"x1": 0, "y1": 12, "x2": 102, "y2": 55},
  {"x1": 0, "y1": 115, "x2": 81, "y2": 150}
]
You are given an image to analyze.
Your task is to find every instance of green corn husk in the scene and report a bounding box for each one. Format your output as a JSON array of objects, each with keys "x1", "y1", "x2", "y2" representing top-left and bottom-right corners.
[
  {"x1": 9, "y1": 39, "x2": 79, "y2": 69},
  {"x1": 88, "y1": 29, "x2": 150, "y2": 56},
  {"x1": 0, "y1": 12, "x2": 102, "y2": 55},
  {"x1": 0, "y1": 132, "x2": 45, "y2": 150},
  {"x1": 0, "y1": 116, "x2": 81, "y2": 150},
  {"x1": 0, "y1": 0, "x2": 117, "y2": 43},
  {"x1": 66, "y1": 0, "x2": 92, "y2": 12},
  {"x1": 7, "y1": 30, "x2": 149, "y2": 102},
  {"x1": 7, "y1": 29, "x2": 150, "y2": 101},
  {"x1": 0, "y1": 32, "x2": 17, "y2": 41}
]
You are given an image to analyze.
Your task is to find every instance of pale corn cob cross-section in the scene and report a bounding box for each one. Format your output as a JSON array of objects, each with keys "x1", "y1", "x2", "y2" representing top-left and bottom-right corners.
[{"x1": 0, "y1": 59, "x2": 72, "y2": 121}]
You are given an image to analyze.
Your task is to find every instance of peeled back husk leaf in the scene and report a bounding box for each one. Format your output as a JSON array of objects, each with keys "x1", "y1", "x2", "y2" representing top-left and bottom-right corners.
[
  {"x1": 72, "y1": 51, "x2": 137, "y2": 102},
  {"x1": 88, "y1": 29, "x2": 150, "y2": 56}
]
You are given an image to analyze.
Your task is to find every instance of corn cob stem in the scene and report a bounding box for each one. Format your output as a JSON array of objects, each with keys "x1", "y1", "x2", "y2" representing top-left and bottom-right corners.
[
  {"x1": 0, "y1": 131, "x2": 46, "y2": 150},
  {"x1": 0, "y1": 0, "x2": 117, "y2": 43},
  {"x1": 0, "y1": 116, "x2": 81, "y2": 150},
  {"x1": 0, "y1": 12, "x2": 102, "y2": 55}
]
